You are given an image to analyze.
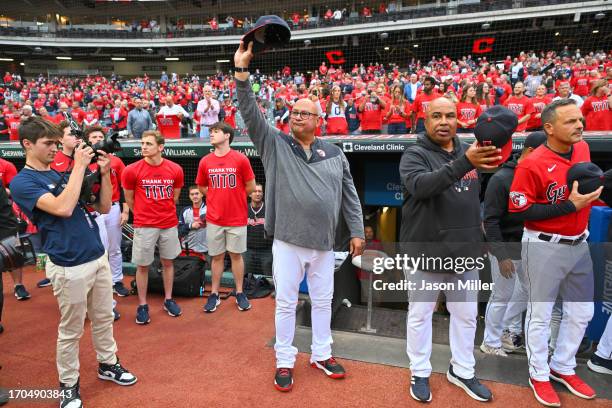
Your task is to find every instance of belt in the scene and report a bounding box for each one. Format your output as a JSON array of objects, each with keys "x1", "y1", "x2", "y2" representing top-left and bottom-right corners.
[{"x1": 537, "y1": 233, "x2": 586, "y2": 246}]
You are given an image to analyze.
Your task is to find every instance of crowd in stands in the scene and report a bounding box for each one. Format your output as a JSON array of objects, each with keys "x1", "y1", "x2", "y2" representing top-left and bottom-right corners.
[{"x1": 0, "y1": 47, "x2": 611, "y2": 142}]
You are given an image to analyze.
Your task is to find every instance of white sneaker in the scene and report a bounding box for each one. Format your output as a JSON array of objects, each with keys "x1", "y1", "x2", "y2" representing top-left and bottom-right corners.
[
  {"x1": 501, "y1": 330, "x2": 523, "y2": 353},
  {"x1": 480, "y1": 343, "x2": 508, "y2": 357}
]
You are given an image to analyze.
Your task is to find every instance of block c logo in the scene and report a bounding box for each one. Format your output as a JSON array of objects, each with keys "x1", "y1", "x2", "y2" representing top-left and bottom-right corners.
[
  {"x1": 326, "y1": 50, "x2": 346, "y2": 65},
  {"x1": 472, "y1": 37, "x2": 495, "y2": 54}
]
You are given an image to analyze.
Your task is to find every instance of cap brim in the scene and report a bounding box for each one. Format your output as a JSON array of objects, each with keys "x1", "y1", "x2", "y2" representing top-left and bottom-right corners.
[{"x1": 477, "y1": 137, "x2": 512, "y2": 167}]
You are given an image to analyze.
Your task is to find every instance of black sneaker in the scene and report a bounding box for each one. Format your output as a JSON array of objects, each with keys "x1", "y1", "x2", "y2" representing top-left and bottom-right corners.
[
  {"x1": 59, "y1": 380, "x2": 82, "y2": 408},
  {"x1": 235, "y1": 292, "x2": 251, "y2": 311},
  {"x1": 587, "y1": 354, "x2": 612, "y2": 375},
  {"x1": 311, "y1": 357, "x2": 346, "y2": 379},
  {"x1": 163, "y1": 299, "x2": 182, "y2": 317},
  {"x1": 135, "y1": 304, "x2": 150, "y2": 325},
  {"x1": 98, "y1": 358, "x2": 137, "y2": 386},
  {"x1": 14, "y1": 284, "x2": 31, "y2": 300},
  {"x1": 410, "y1": 375, "x2": 432, "y2": 402},
  {"x1": 113, "y1": 281, "x2": 130, "y2": 297},
  {"x1": 204, "y1": 293, "x2": 221, "y2": 313},
  {"x1": 37, "y1": 278, "x2": 52, "y2": 288},
  {"x1": 0, "y1": 387, "x2": 8, "y2": 406},
  {"x1": 446, "y1": 365, "x2": 492, "y2": 402},
  {"x1": 274, "y1": 368, "x2": 293, "y2": 392},
  {"x1": 113, "y1": 308, "x2": 121, "y2": 321}
]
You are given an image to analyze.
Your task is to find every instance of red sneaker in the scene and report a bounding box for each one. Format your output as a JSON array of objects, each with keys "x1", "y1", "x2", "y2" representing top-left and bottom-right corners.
[
  {"x1": 310, "y1": 357, "x2": 346, "y2": 379},
  {"x1": 550, "y1": 370, "x2": 596, "y2": 399},
  {"x1": 529, "y1": 378, "x2": 561, "y2": 407}
]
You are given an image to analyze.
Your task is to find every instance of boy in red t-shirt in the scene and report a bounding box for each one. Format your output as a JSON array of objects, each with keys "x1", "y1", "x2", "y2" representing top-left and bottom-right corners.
[
  {"x1": 503, "y1": 82, "x2": 534, "y2": 132},
  {"x1": 122, "y1": 130, "x2": 184, "y2": 324},
  {"x1": 196, "y1": 122, "x2": 255, "y2": 313}
]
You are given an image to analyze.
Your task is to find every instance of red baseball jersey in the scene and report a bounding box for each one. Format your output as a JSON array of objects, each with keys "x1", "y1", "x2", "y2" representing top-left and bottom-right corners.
[
  {"x1": 195, "y1": 149, "x2": 255, "y2": 227},
  {"x1": 223, "y1": 105, "x2": 237, "y2": 129},
  {"x1": 7, "y1": 117, "x2": 21, "y2": 141},
  {"x1": 508, "y1": 141, "x2": 591, "y2": 235},
  {"x1": 503, "y1": 95, "x2": 534, "y2": 132},
  {"x1": 109, "y1": 154, "x2": 126, "y2": 203},
  {"x1": 359, "y1": 101, "x2": 383, "y2": 131},
  {"x1": 581, "y1": 95, "x2": 612, "y2": 131},
  {"x1": 156, "y1": 114, "x2": 181, "y2": 139},
  {"x1": 0, "y1": 158, "x2": 18, "y2": 188},
  {"x1": 122, "y1": 158, "x2": 184, "y2": 228}
]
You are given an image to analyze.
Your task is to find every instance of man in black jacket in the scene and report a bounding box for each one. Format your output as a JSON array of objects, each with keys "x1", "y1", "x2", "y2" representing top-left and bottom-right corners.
[
  {"x1": 481, "y1": 132, "x2": 547, "y2": 357},
  {"x1": 399, "y1": 97, "x2": 500, "y2": 403}
]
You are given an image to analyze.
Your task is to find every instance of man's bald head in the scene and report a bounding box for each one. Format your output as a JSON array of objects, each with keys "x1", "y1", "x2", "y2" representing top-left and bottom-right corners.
[
  {"x1": 289, "y1": 97, "x2": 319, "y2": 141},
  {"x1": 292, "y1": 98, "x2": 318, "y2": 114}
]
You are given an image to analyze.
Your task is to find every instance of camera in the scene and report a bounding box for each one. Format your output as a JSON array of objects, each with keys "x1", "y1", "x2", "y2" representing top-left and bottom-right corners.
[
  {"x1": 62, "y1": 112, "x2": 122, "y2": 162},
  {"x1": 0, "y1": 234, "x2": 34, "y2": 273}
]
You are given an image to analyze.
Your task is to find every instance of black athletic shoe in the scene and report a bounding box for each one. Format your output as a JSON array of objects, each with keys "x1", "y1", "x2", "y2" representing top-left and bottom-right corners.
[
  {"x1": 113, "y1": 308, "x2": 121, "y2": 321},
  {"x1": 446, "y1": 365, "x2": 492, "y2": 402},
  {"x1": 311, "y1": 357, "x2": 346, "y2": 379},
  {"x1": 163, "y1": 299, "x2": 182, "y2": 317},
  {"x1": 135, "y1": 304, "x2": 150, "y2": 325},
  {"x1": 204, "y1": 293, "x2": 221, "y2": 313},
  {"x1": 37, "y1": 278, "x2": 52, "y2": 288},
  {"x1": 98, "y1": 359, "x2": 137, "y2": 386},
  {"x1": 0, "y1": 388, "x2": 8, "y2": 406},
  {"x1": 113, "y1": 282, "x2": 130, "y2": 297},
  {"x1": 0, "y1": 324, "x2": 3, "y2": 334},
  {"x1": 59, "y1": 379, "x2": 82, "y2": 408},
  {"x1": 588, "y1": 354, "x2": 612, "y2": 375},
  {"x1": 274, "y1": 368, "x2": 293, "y2": 392},
  {"x1": 14, "y1": 284, "x2": 31, "y2": 300},
  {"x1": 410, "y1": 376, "x2": 432, "y2": 402},
  {"x1": 235, "y1": 292, "x2": 251, "y2": 311}
]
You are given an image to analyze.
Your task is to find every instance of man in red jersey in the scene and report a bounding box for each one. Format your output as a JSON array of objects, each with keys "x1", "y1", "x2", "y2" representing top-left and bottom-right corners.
[
  {"x1": 357, "y1": 83, "x2": 386, "y2": 134},
  {"x1": 571, "y1": 68, "x2": 590, "y2": 98},
  {"x1": 410, "y1": 76, "x2": 438, "y2": 134},
  {"x1": 509, "y1": 99, "x2": 602, "y2": 407},
  {"x1": 196, "y1": 121, "x2": 255, "y2": 313},
  {"x1": 526, "y1": 85, "x2": 552, "y2": 131},
  {"x1": 122, "y1": 130, "x2": 184, "y2": 324},
  {"x1": 503, "y1": 82, "x2": 534, "y2": 132},
  {"x1": 222, "y1": 97, "x2": 237, "y2": 129}
]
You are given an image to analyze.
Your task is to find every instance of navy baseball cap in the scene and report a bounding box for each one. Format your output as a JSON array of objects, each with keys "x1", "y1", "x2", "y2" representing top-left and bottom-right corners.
[
  {"x1": 566, "y1": 162, "x2": 604, "y2": 195},
  {"x1": 524, "y1": 131, "x2": 548, "y2": 149},
  {"x1": 598, "y1": 168, "x2": 612, "y2": 207},
  {"x1": 242, "y1": 15, "x2": 291, "y2": 54},
  {"x1": 474, "y1": 105, "x2": 518, "y2": 166}
]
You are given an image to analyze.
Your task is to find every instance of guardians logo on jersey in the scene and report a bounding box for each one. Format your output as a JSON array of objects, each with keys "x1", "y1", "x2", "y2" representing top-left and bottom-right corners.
[
  {"x1": 510, "y1": 191, "x2": 527, "y2": 208},
  {"x1": 546, "y1": 182, "x2": 567, "y2": 204}
]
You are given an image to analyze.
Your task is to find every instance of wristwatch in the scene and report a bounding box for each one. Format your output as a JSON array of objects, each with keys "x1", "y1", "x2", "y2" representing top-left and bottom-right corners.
[{"x1": 234, "y1": 67, "x2": 249, "y2": 73}]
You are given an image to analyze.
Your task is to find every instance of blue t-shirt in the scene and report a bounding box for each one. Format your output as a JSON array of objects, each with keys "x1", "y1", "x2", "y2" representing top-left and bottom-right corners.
[{"x1": 10, "y1": 169, "x2": 104, "y2": 267}]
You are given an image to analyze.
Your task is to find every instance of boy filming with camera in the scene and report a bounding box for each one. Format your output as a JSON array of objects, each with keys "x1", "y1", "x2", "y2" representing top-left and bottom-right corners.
[{"x1": 10, "y1": 117, "x2": 137, "y2": 408}]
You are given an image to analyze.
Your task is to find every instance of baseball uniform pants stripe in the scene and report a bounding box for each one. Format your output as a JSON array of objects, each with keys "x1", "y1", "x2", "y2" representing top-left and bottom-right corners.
[
  {"x1": 405, "y1": 268, "x2": 479, "y2": 379},
  {"x1": 272, "y1": 239, "x2": 334, "y2": 368},
  {"x1": 522, "y1": 229, "x2": 594, "y2": 381},
  {"x1": 483, "y1": 255, "x2": 525, "y2": 348}
]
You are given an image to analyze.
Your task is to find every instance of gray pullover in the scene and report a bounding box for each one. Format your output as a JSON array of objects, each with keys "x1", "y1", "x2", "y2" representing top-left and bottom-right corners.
[{"x1": 236, "y1": 78, "x2": 364, "y2": 250}]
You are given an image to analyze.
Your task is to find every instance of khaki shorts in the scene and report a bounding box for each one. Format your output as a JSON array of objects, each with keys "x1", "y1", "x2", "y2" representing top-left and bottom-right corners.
[
  {"x1": 132, "y1": 227, "x2": 181, "y2": 266},
  {"x1": 206, "y1": 223, "x2": 247, "y2": 256}
]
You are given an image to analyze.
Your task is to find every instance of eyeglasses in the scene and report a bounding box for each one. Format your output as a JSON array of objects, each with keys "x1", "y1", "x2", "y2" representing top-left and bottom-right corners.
[{"x1": 290, "y1": 110, "x2": 318, "y2": 120}]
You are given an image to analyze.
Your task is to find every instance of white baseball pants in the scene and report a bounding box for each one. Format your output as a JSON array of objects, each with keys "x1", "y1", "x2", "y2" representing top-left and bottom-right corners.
[
  {"x1": 522, "y1": 229, "x2": 594, "y2": 381},
  {"x1": 483, "y1": 255, "x2": 526, "y2": 348},
  {"x1": 406, "y1": 268, "x2": 479, "y2": 379},
  {"x1": 104, "y1": 203, "x2": 124, "y2": 284},
  {"x1": 272, "y1": 239, "x2": 335, "y2": 368}
]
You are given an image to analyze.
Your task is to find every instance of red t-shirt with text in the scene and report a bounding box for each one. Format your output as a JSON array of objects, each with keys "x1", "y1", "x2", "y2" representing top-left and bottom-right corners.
[
  {"x1": 122, "y1": 158, "x2": 184, "y2": 228},
  {"x1": 195, "y1": 149, "x2": 255, "y2": 227}
]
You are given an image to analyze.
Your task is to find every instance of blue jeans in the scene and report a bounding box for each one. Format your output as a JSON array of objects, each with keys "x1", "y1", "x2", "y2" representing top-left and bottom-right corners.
[
  {"x1": 387, "y1": 122, "x2": 407, "y2": 135},
  {"x1": 199, "y1": 126, "x2": 210, "y2": 139},
  {"x1": 415, "y1": 118, "x2": 426, "y2": 134}
]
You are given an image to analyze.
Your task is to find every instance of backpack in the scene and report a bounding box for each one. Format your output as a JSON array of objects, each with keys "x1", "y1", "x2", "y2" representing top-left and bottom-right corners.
[{"x1": 241, "y1": 273, "x2": 273, "y2": 299}]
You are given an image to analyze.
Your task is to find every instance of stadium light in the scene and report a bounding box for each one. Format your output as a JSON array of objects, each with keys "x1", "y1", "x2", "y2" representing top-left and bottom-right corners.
[
  {"x1": 56, "y1": 56, "x2": 71, "y2": 60},
  {"x1": 145, "y1": 48, "x2": 153, "y2": 53},
  {"x1": 34, "y1": 46, "x2": 42, "y2": 52},
  {"x1": 0, "y1": 58, "x2": 14, "y2": 61},
  {"x1": 379, "y1": 32, "x2": 389, "y2": 40},
  {"x1": 555, "y1": 32, "x2": 560, "y2": 36},
  {"x1": 481, "y1": 22, "x2": 491, "y2": 29},
  {"x1": 19, "y1": 62, "x2": 25, "y2": 66},
  {"x1": 595, "y1": 12, "x2": 605, "y2": 20},
  {"x1": 592, "y1": 30, "x2": 599, "y2": 34},
  {"x1": 304, "y1": 39, "x2": 311, "y2": 46},
  {"x1": 413, "y1": 44, "x2": 419, "y2": 48},
  {"x1": 384, "y1": 46, "x2": 390, "y2": 51},
  {"x1": 165, "y1": 57, "x2": 179, "y2": 61},
  {"x1": 216, "y1": 59, "x2": 230, "y2": 63},
  {"x1": 111, "y1": 57, "x2": 126, "y2": 61}
]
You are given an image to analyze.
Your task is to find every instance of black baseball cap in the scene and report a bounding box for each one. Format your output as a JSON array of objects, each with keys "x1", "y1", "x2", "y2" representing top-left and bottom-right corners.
[
  {"x1": 242, "y1": 15, "x2": 291, "y2": 54},
  {"x1": 474, "y1": 105, "x2": 518, "y2": 166},
  {"x1": 566, "y1": 162, "x2": 604, "y2": 195},
  {"x1": 599, "y1": 169, "x2": 612, "y2": 207},
  {"x1": 524, "y1": 131, "x2": 548, "y2": 149}
]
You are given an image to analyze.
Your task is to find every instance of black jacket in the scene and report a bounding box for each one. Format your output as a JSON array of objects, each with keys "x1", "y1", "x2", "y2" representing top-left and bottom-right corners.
[
  {"x1": 483, "y1": 157, "x2": 523, "y2": 261},
  {"x1": 399, "y1": 134, "x2": 484, "y2": 271}
]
